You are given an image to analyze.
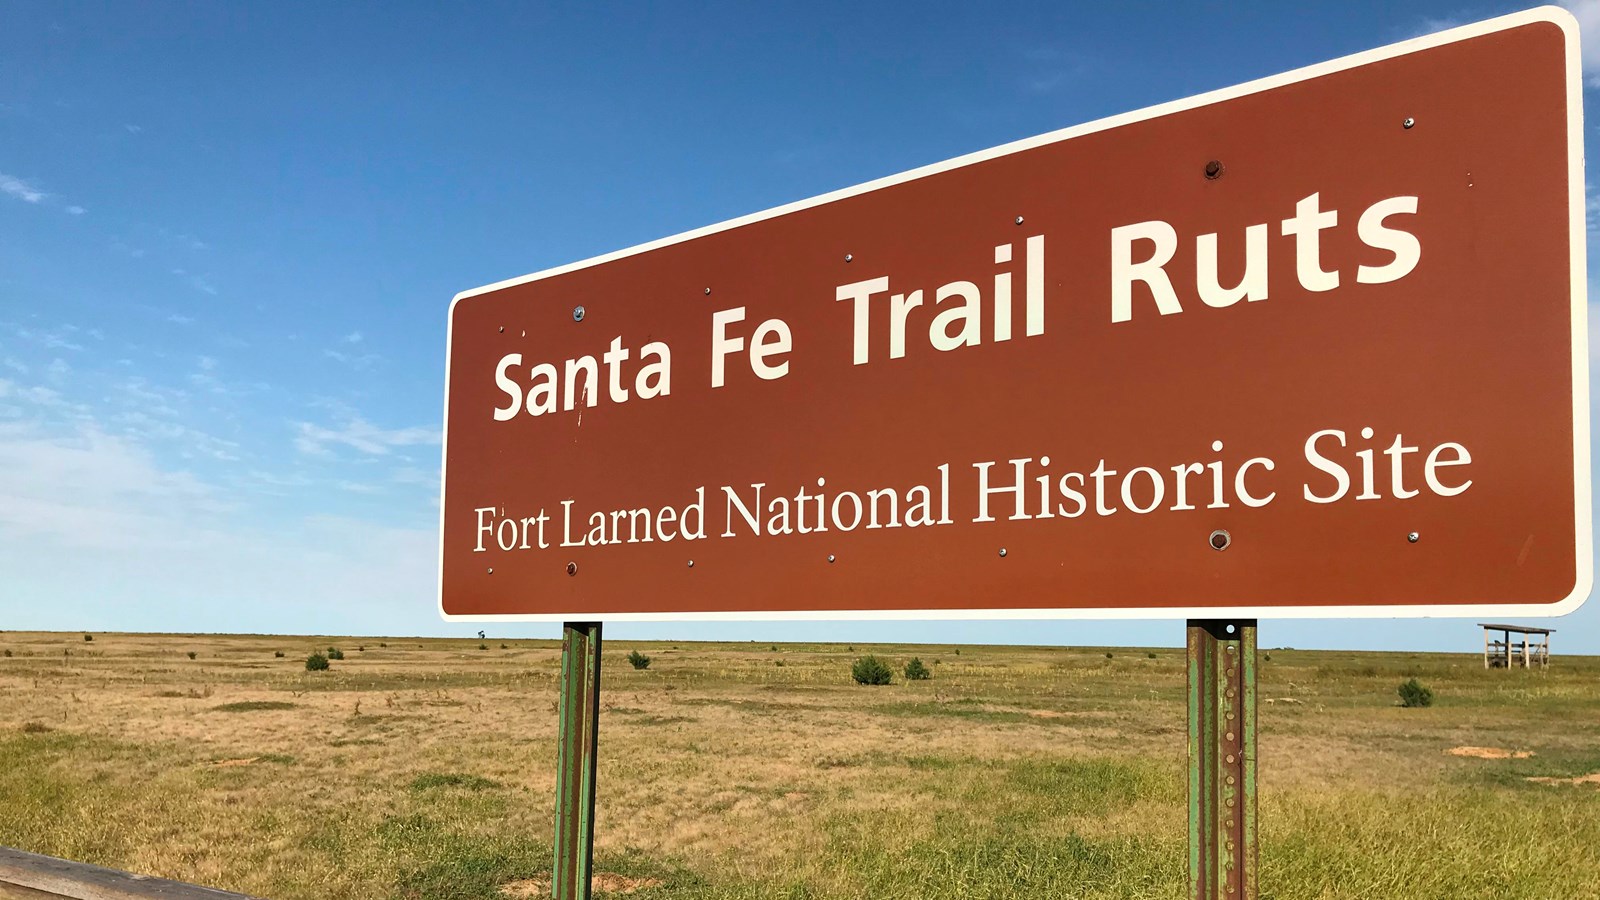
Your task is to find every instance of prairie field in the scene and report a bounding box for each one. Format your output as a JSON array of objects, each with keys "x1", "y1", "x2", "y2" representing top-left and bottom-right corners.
[{"x1": 0, "y1": 631, "x2": 1597, "y2": 899}]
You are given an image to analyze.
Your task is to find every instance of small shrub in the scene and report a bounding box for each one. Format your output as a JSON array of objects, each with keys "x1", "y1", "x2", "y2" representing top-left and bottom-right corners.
[
  {"x1": 1105, "y1": 652, "x2": 1114, "y2": 659},
  {"x1": 477, "y1": 643, "x2": 488, "y2": 651},
  {"x1": 627, "y1": 650, "x2": 651, "y2": 670},
  {"x1": 904, "y1": 657, "x2": 931, "y2": 681},
  {"x1": 851, "y1": 656, "x2": 893, "y2": 685},
  {"x1": 357, "y1": 646, "x2": 365, "y2": 652},
  {"x1": 2, "y1": 649, "x2": 10, "y2": 658},
  {"x1": 954, "y1": 648, "x2": 960, "y2": 656},
  {"x1": 1263, "y1": 653, "x2": 1272, "y2": 662},
  {"x1": 83, "y1": 634, "x2": 93, "y2": 642},
  {"x1": 21, "y1": 722, "x2": 51, "y2": 734},
  {"x1": 775, "y1": 660, "x2": 785, "y2": 667},
  {"x1": 379, "y1": 643, "x2": 387, "y2": 648},
  {"x1": 770, "y1": 645, "x2": 778, "y2": 652},
  {"x1": 328, "y1": 648, "x2": 345, "y2": 660},
  {"x1": 500, "y1": 643, "x2": 508, "y2": 649},
  {"x1": 306, "y1": 652, "x2": 330, "y2": 672},
  {"x1": 274, "y1": 650, "x2": 285, "y2": 658},
  {"x1": 186, "y1": 651, "x2": 197, "y2": 660},
  {"x1": 1147, "y1": 652, "x2": 1157, "y2": 659},
  {"x1": 1398, "y1": 678, "x2": 1434, "y2": 708}
]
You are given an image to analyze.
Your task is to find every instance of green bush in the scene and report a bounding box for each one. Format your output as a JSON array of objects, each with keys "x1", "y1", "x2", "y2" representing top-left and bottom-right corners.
[
  {"x1": 186, "y1": 651, "x2": 197, "y2": 660},
  {"x1": 1105, "y1": 652, "x2": 1114, "y2": 659},
  {"x1": 3, "y1": 649, "x2": 10, "y2": 658},
  {"x1": 306, "y1": 652, "x2": 330, "y2": 672},
  {"x1": 83, "y1": 634, "x2": 93, "y2": 642},
  {"x1": 1398, "y1": 678, "x2": 1433, "y2": 708},
  {"x1": 477, "y1": 643, "x2": 488, "y2": 651},
  {"x1": 852, "y1": 656, "x2": 893, "y2": 685},
  {"x1": 274, "y1": 650, "x2": 285, "y2": 658},
  {"x1": 627, "y1": 650, "x2": 651, "y2": 670},
  {"x1": 1147, "y1": 652, "x2": 1157, "y2": 659},
  {"x1": 328, "y1": 647, "x2": 345, "y2": 660},
  {"x1": 904, "y1": 657, "x2": 931, "y2": 681}
]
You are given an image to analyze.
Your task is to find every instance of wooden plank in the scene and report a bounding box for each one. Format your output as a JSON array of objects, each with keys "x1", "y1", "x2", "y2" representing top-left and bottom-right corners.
[{"x1": 0, "y1": 847, "x2": 260, "y2": 900}]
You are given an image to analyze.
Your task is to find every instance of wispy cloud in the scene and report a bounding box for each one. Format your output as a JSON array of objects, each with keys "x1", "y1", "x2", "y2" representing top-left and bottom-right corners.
[
  {"x1": 166, "y1": 313, "x2": 194, "y2": 326},
  {"x1": 1559, "y1": 1, "x2": 1600, "y2": 86},
  {"x1": 323, "y1": 348, "x2": 381, "y2": 369},
  {"x1": 294, "y1": 416, "x2": 439, "y2": 457},
  {"x1": 0, "y1": 173, "x2": 45, "y2": 204},
  {"x1": 65, "y1": 205, "x2": 85, "y2": 215}
]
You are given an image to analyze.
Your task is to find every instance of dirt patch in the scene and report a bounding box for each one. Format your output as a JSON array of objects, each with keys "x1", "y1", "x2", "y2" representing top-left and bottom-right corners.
[
  {"x1": 212, "y1": 757, "x2": 260, "y2": 767},
  {"x1": 1027, "y1": 710, "x2": 1067, "y2": 719},
  {"x1": 1526, "y1": 772, "x2": 1600, "y2": 787},
  {"x1": 500, "y1": 874, "x2": 663, "y2": 896},
  {"x1": 1445, "y1": 746, "x2": 1534, "y2": 760}
]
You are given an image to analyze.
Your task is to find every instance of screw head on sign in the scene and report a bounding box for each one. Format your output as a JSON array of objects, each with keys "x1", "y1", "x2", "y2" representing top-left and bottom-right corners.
[
  {"x1": 1204, "y1": 159, "x2": 1224, "y2": 179},
  {"x1": 572, "y1": 306, "x2": 586, "y2": 322},
  {"x1": 1014, "y1": 216, "x2": 1025, "y2": 225},
  {"x1": 486, "y1": 568, "x2": 493, "y2": 574},
  {"x1": 566, "y1": 561, "x2": 578, "y2": 576},
  {"x1": 827, "y1": 554, "x2": 836, "y2": 563},
  {"x1": 1210, "y1": 529, "x2": 1231, "y2": 551},
  {"x1": 704, "y1": 287, "x2": 711, "y2": 295},
  {"x1": 998, "y1": 548, "x2": 1008, "y2": 558},
  {"x1": 1408, "y1": 532, "x2": 1420, "y2": 543},
  {"x1": 687, "y1": 560, "x2": 695, "y2": 568},
  {"x1": 844, "y1": 253, "x2": 853, "y2": 262},
  {"x1": 1404, "y1": 117, "x2": 1416, "y2": 129}
]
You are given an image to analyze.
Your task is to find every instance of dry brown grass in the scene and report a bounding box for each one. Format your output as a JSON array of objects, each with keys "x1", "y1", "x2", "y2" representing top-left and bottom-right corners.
[{"x1": 0, "y1": 632, "x2": 1597, "y2": 898}]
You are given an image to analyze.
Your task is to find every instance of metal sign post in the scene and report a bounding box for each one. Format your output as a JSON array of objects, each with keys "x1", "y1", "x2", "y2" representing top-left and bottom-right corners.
[
  {"x1": 553, "y1": 622, "x2": 602, "y2": 900},
  {"x1": 1188, "y1": 620, "x2": 1258, "y2": 900}
]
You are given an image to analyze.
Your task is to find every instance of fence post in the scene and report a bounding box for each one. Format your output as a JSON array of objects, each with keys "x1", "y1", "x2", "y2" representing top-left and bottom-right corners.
[
  {"x1": 553, "y1": 622, "x2": 602, "y2": 900},
  {"x1": 1188, "y1": 619, "x2": 1258, "y2": 900}
]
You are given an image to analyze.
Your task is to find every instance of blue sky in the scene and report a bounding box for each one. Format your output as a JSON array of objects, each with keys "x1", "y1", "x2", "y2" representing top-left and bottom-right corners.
[{"x1": 3, "y1": 1, "x2": 1599, "y2": 652}]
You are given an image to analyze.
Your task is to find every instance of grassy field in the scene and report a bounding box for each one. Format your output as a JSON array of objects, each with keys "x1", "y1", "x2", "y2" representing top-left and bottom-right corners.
[{"x1": 0, "y1": 631, "x2": 1596, "y2": 899}]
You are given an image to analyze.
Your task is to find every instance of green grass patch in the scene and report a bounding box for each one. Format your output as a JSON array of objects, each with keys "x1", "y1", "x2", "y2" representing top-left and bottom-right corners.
[
  {"x1": 211, "y1": 700, "x2": 298, "y2": 713},
  {"x1": 409, "y1": 772, "x2": 501, "y2": 792}
]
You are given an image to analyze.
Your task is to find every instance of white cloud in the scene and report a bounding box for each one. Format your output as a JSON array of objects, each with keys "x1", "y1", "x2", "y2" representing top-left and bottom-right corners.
[
  {"x1": 66, "y1": 205, "x2": 85, "y2": 215},
  {"x1": 323, "y1": 347, "x2": 380, "y2": 369},
  {"x1": 294, "y1": 416, "x2": 439, "y2": 456},
  {"x1": 0, "y1": 173, "x2": 45, "y2": 204},
  {"x1": 125, "y1": 124, "x2": 142, "y2": 134},
  {"x1": 1559, "y1": 2, "x2": 1600, "y2": 83},
  {"x1": 166, "y1": 313, "x2": 194, "y2": 326},
  {"x1": 13, "y1": 326, "x2": 83, "y2": 352}
]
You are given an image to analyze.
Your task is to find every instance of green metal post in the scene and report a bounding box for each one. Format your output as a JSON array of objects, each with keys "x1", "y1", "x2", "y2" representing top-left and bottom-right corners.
[
  {"x1": 1188, "y1": 620, "x2": 1257, "y2": 900},
  {"x1": 553, "y1": 622, "x2": 602, "y2": 900}
]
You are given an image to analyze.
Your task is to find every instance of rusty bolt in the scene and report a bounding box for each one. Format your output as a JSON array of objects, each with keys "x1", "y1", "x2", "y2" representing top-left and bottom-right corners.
[
  {"x1": 566, "y1": 561, "x2": 578, "y2": 576},
  {"x1": 1204, "y1": 160, "x2": 1224, "y2": 179},
  {"x1": 1210, "y1": 529, "x2": 1231, "y2": 551}
]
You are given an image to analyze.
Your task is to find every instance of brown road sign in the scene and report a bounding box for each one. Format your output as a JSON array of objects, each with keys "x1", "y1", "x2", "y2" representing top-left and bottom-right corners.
[{"x1": 439, "y1": 9, "x2": 1590, "y2": 621}]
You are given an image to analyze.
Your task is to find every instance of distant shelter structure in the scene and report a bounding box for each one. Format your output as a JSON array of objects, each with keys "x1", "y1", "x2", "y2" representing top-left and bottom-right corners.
[{"x1": 1478, "y1": 623, "x2": 1553, "y2": 669}]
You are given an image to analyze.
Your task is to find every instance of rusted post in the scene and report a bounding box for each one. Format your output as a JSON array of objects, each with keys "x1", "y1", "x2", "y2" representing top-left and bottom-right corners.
[
  {"x1": 553, "y1": 622, "x2": 602, "y2": 900},
  {"x1": 1188, "y1": 620, "x2": 1257, "y2": 900}
]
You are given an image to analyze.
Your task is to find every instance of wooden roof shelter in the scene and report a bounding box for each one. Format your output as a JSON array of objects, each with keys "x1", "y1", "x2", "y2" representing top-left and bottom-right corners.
[{"x1": 1478, "y1": 623, "x2": 1553, "y2": 669}]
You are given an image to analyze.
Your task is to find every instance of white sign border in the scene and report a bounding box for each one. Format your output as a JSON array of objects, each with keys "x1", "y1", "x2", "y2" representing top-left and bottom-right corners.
[{"x1": 439, "y1": 6, "x2": 1591, "y2": 623}]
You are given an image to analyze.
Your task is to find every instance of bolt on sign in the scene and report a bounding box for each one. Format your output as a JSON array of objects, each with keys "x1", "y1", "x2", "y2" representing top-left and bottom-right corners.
[{"x1": 439, "y1": 9, "x2": 1590, "y2": 622}]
